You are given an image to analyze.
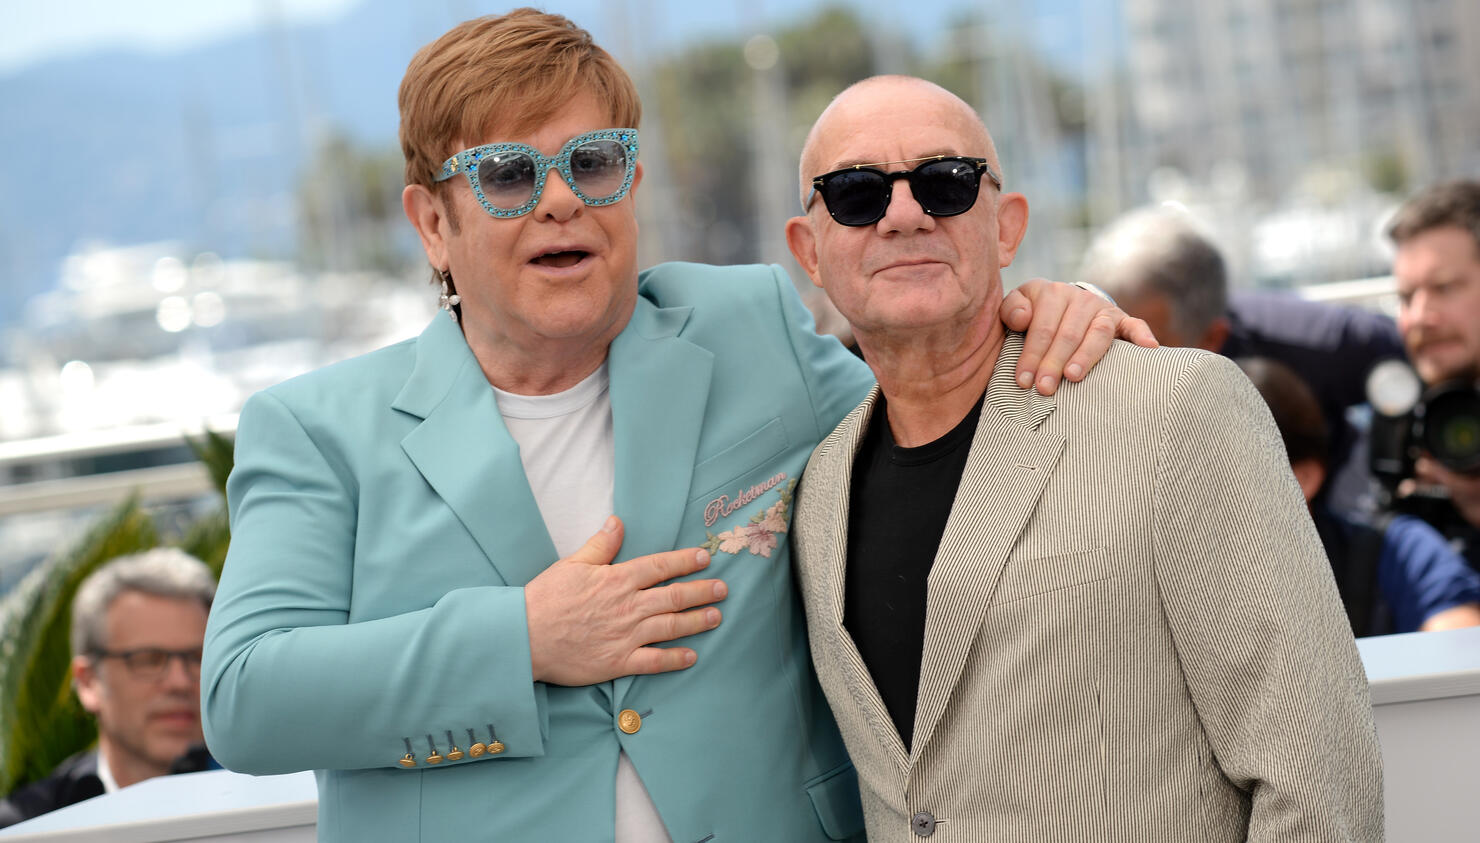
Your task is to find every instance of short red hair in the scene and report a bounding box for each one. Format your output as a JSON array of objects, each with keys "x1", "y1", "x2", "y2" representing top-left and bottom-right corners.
[{"x1": 397, "y1": 8, "x2": 642, "y2": 190}]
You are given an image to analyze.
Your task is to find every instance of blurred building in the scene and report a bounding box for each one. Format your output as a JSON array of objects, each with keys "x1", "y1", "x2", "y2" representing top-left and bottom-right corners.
[{"x1": 1117, "y1": 0, "x2": 1480, "y2": 204}]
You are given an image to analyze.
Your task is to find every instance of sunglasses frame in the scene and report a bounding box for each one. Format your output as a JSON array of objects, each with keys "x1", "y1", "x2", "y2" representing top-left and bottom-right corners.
[
  {"x1": 434, "y1": 128, "x2": 639, "y2": 219},
  {"x1": 805, "y1": 154, "x2": 1004, "y2": 226}
]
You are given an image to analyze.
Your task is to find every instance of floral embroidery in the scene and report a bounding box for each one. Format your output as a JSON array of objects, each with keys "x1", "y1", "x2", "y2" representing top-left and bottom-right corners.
[{"x1": 702, "y1": 479, "x2": 796, "y2": 558}]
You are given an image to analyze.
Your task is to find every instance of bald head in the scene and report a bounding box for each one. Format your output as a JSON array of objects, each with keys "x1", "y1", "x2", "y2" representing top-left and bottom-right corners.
[
  {"x1": 784, "y1": 73, "x2": 1030, "y2": 362},
  {"x1": 798, "y1": 76, "x2": 1000, "y2": 206}
]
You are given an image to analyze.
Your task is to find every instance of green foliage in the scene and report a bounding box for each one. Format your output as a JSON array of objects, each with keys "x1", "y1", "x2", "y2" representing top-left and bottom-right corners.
[
  {"x1": 0, "y1": 433, "x2": 235, "y2": 797},
  {"x1": 186, "y1": 429, "x2": 235, "y2": 504}
]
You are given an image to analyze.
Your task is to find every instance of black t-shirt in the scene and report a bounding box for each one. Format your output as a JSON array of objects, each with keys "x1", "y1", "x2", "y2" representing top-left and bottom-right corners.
[{"x1": 844, "y1": 391, "x2": 983, "y2": 749}]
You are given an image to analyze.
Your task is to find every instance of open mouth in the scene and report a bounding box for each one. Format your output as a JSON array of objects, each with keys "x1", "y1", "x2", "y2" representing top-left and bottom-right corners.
[{"x1": 531, "y1": 249, "x2": 590, "y2": 268}]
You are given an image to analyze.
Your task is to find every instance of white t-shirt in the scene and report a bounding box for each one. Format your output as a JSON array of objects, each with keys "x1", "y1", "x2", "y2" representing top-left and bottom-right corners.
[{"x1": 493, "y1": 364, "x2": 672, "y2": 843}]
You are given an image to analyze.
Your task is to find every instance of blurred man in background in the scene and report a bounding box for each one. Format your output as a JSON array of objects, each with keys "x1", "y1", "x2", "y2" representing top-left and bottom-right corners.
[
  {"x1": 1079, "y1": 207, "x2": 1405, "y2": 515},
  {"x1": 0, "y1": 549, "x2": 215, "y2": 829},
  {"x1": 1238, "y1": 356, "x2": 1480, "y2": 636},
  {"x1": 1387, "y1": 180, "x2": 1480, "y2": 568}
]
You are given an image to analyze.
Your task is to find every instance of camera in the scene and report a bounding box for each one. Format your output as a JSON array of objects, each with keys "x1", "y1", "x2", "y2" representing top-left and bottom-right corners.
[{"x1": 1366, "y1": 359, "x2": 1480, "y2": 505}]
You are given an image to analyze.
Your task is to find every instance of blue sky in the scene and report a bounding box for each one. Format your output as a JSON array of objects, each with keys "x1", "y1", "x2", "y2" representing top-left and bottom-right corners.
[
  {"x1": 2, "y1": 0, "x2": 364, "y2": 72},
  {"x1": 2, "y1": 0, "x2": 1105, "y2": 76}
]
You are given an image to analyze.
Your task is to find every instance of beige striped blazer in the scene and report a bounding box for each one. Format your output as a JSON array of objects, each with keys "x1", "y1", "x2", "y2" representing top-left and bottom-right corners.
[{"x1": 792, "y1": 333, "x2": 1383, "y2": 842}]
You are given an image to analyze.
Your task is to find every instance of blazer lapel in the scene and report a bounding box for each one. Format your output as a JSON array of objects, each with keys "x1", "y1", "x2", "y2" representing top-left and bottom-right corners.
[
  {"x1": 394, "y1": 315, "x2": 558, "y2": 586},
  {"x1": 608, "y1": 297, "x2": 714, "y2": 704},
  {"x1": 910, "y1": 333, "x2": 1064, "y2": 759},
  {"x1": 815, "y1": 389, "x2": 912, "y2": 774}
]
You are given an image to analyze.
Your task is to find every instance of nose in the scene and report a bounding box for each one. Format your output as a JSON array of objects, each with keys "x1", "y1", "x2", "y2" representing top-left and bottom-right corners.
[
  {"x1": 877, "y1": 177, "x2": 934, "y2": 234},
  {"x1": 533, "y1": 167, "x2": 583, "y2": 222},
  {"x1": 159, "y1": 654, "x2": 199, "y2": 688}
]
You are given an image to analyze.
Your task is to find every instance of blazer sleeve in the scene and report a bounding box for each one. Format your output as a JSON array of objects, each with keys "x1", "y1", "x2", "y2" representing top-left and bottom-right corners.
[
  {"x1": 768, "y1": 266, "x2": 875, "y2": 437},
  {"x1": 1150, "y1": 353, "x2": 1383, "y2": 841},
  {"x1": 201, "y1": 390, "x2": 546, "y2": 774}
]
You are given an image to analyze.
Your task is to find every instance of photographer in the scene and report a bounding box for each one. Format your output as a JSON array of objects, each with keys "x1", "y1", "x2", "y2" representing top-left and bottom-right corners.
[{"x1": 1387, "y1": 180, "x2": 1480, "y2": 567}]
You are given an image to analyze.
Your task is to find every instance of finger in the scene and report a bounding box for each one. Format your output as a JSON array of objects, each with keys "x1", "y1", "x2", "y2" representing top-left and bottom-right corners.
[
  {"x1": 1412, "y1": 456, "x2": 1442, "y2": 484},
  {"x1": 999, "y1": 285, "x2": 1034, "y2": 332},
  {"x1": 623, "y1": 645, "x2": 699, "y2": 675},
  {"x1": 641, "y1": 578, "x2": 728, "y2": 616},
  {"x1": 1118, "y1": 315, "x2": 1159, "y2": 348},
  {"x1": 634, "y1": 606, "x2": 723, "y2": 646},
  {"x1": 1061, "y1": 310, "x2": 1119, "y2": 383},
  {"x1": 562, "y1": 515, "x2": 624, "y2": 566},
  {"x1": 627, "y1": 548, "x2": 711, "y2": 590},
  {"x1": 1014, "y1": 284, "x2": 1069, "y2": 390},
  {"x1": 1032, "y1": 295, "x2": 1108, "y2": 395}
]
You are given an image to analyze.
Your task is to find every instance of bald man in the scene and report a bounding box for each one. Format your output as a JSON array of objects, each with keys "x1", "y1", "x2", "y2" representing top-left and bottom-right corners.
[{"x1": 784, "y1": 76, "x2": 1382, "y2": 841}]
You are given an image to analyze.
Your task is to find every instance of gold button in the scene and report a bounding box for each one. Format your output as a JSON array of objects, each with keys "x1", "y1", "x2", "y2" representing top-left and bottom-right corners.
[
  {"x1": 469, "y1": 742, "x2": 486, "y2": 758},
  {"x1": 398, "y1": 754, "x2": 416, "y2": 768},
  {"x1": 426, "y1": 751, "x2": 443, "y2": 764},
  {"x1": 446, "y1": 746, "x2": 464, "y2": 761},
  {"x1": 488, "y1": 740, "x2": 506, "y2": 754},
  {"x1": 618, "y1": 709, "x2": 642, "y2": 734}
]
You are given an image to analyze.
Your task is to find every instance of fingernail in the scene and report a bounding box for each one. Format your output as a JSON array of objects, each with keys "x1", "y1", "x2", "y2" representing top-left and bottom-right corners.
[
  {"x1": 696, "y1": 549, "x2": 711, "y2": 566},
  {"x1": 1066, "y1": 363, "x2": 1084, "y2": 380},
  {"x1": 1017, "y1": 370, "x2": 1032, "y2": 388},
  {"x1": 1010, "y1": 307, "x2": 1027, "y2": 323},
  {"x1": 685, "y1": 650, "x2": 698, "y2": 665},
  {"x1": 603, "y1": 516, "x2": 619, "y2": 533},
  {"x1": 712, "y1": 581, "x2": 728, "y2": 599},
  {"x1": 705, "y1": 607, "x2": 721, "y2": 625},
  {"x1": 1038, "y1": 375, "x2": 1055, "y2": 393}
]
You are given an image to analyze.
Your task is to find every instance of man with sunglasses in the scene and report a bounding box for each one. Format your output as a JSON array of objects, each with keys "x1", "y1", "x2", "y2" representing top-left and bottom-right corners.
[
  {"x1": 786, "y1": 75, "x2": 1383, "y2": 841},
  {"x1": 201, "y1": 11, "x2": 1153, "y2": 842},
  {"x1": 1, "y1": 549, "x2": 215, "y2": 829}
]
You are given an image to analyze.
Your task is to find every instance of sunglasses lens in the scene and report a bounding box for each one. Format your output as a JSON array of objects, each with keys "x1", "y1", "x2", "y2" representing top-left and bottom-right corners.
[
  {"x1": 912, "y1": 159, "x2": 981, "y2": 216},
  {"x1": 568, "y1": 139, "x2": 629, "y2": 201},
  {"x1": 822, "y1": 170, "x2": 890, "y2": 226},
  {"x1": 477, "y1": 152, "x2": 538, "y2": 209}
]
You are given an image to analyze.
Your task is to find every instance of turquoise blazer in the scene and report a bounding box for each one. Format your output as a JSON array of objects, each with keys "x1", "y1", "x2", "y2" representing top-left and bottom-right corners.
[{"x1": 202, "y1": 263, "x2": 875, "y2": 841}]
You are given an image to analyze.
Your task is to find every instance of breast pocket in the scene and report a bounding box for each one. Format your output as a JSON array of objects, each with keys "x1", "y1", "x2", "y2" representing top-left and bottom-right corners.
[
  {"x1": 689, "y1": 417, "x2": 790, "y2": 504},
  {"x1": 990, "y1": 547, "x2": 1119, "y2": 607}
]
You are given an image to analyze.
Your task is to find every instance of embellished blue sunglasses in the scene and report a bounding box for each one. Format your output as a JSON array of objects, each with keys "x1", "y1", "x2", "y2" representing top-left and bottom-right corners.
[{"x1": 434, "y1": 128, "x2": 639, "y2": 218}]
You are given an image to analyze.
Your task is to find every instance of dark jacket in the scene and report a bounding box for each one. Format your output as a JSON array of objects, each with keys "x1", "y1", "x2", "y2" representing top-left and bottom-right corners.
[{"x1": 0, "y1": 751, "x2": 104, "y2": 829}]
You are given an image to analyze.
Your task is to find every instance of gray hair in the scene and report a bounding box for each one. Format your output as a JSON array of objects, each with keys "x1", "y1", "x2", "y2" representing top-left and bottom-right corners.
[
  {"x1": 1080, "y1": 208, "x2": 1228, "y2": 342},
  {"x1": 71, "y1": 548, "x2": 216, "y2": 657}
]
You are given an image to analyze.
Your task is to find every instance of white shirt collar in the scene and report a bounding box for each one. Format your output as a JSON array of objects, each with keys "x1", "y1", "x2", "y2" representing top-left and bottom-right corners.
[{"x1": 94, "y1": 749, "x2": 119, "y2": 794}]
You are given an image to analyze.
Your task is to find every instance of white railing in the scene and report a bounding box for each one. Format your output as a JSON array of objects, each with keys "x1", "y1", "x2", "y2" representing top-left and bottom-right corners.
[{"x1": 0, "y1": 416, "x2": 236, "y2": 517}]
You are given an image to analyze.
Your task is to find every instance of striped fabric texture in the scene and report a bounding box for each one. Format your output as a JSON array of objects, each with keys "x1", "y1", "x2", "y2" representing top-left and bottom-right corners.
[{"x1": 793, "y1": 333, "x2": 1384, "y2": 842}]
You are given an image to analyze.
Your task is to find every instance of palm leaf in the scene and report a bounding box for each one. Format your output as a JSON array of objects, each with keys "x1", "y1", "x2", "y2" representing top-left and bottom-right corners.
[
  {"x1": 185, "y1": 429, "x2": 235, "y2": 501},
  {"x1": 177, "y1": 508, "x2": 232, "y2": 579}
]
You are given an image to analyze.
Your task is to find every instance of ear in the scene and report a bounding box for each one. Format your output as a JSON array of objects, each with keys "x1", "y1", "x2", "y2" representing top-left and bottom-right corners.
[
  {"x1": 403, "y1": 184, "x2": 450, "y2": 271},
  {"x1": 73, "y1": 655, "x2": 103, "y2": 715},
  {"x1": 630, "y1": 160, "x2": 644, "y2": 196},
  {"x1": 1290, "y1": 457, "x2": 1326, "y2": 503},
  {"x1": 785, "y1": 215, "x2": 823, "y2": 288},
  {"x1": 995, "y1": 192, "x2": 1030, "y2": 268},
  {"x1": 1196, "y1": 315, "x2": 1231, "y2": 353}
]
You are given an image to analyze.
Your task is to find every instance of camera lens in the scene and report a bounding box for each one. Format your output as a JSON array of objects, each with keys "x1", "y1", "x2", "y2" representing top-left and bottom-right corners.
[{"x1": 1418, "y1": 383, "x2": 1480, "y2": 473}]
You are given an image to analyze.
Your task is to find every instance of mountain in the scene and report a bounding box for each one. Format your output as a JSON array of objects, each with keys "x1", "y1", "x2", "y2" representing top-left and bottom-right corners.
[{"x1": 0, "y1": 0, "x2": 473, "y2": 331}]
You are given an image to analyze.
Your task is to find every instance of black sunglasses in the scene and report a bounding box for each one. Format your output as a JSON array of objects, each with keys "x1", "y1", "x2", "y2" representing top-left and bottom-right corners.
[{"x1": 805, "y1": 155, "x2": 1003, "y2": 227}]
